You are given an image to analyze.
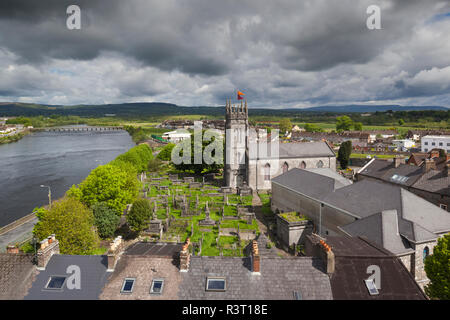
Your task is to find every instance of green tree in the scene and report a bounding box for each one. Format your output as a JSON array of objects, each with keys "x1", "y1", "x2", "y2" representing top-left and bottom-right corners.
[
  {"x1": 172, "y1": 131, "x2": 224, "y2": 175},
  {"x1": 336, "y1": 116, "x2": 354, "y2": 131},
  {"x1": 127, "y1": 199, "x2": 151, "y2": 233},
  {"x1": 279, "y1": 118, "x2": 292, "y2": 134},
  {"x1": 337, "y1": 141, "x2": 352, "y2": 169},
  {"x1": 157, "y1": 143, "x2": 176, "y2": 161},
  {"x1": 425, "y1": 234, "x2": 450, "y2": 300},
  {"x1": 304, "y1": 123, "x2": 324, "y2": 132},
  {"x1": 92, "y1": 202, "x2": 120, "y2": 239},
  {"x1": 398, "y1": 119, "x2": 405, "y2": 126},
  {"x1": 33, "y1": 197, "x2": 99, "y2": 255},
  {"x1": 353, "y1": 122, "x2": 363, "y2": 131},
  {"x1": 114, "y1": 144, "x2": 153, "y2": 172},
  {"x1": 70, "y1": 164, "x2": 139, "y2": 215}
]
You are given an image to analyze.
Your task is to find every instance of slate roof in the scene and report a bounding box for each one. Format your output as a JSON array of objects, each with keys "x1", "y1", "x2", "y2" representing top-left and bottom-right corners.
[
  {"x1": 100, "y1": 256, "x2": 182, "y2": 300},
  {"x1": 271, "y1": 168, "x2": 349, "y2": 200},
  {"x1": 273, "y1": 168, "x2": 450, "y2": 254},
  {"x1": 178, "y1": 256, "x2": 333, "y2": 300},
  {"x1": 125, "y1": 242, "x2": 182, "y2": 258},
  {"x1": 324, "y1": 236, "x2": 427, "y2": 300},
  {"x1": 250, "y1": 141, "x2": 335, "y2": 159},
  {"x1": 358, "y1": 159, "x2": 450, "y2": 195},
  {"x1": 0, "y1": 253, "x2": 36, "y2": 300},
  {"x1": 25, "y1": 255, "x2": 111, "y2": 300}
]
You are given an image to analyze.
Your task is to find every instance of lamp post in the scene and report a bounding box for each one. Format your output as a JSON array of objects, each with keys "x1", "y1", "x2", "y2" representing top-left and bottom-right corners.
[{"x1": 40, "y1": 185, "x2": 52, "y2": 209}]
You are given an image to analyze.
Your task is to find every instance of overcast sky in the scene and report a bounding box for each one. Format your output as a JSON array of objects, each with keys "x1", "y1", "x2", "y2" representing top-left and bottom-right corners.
[{"x1": 0, "y1": 0, "x2": 449, "y2": 108}]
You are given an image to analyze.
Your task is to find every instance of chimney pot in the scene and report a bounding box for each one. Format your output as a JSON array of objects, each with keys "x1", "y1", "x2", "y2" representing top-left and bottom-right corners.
[
  {"x1": 394, "y1": 156, "x2": 405, "y2": 168},
  {"x1": 7, "y1": 245, "x2": 19, "y2": 254},
  {"x1": 37, "y1": 235, "x2": 60, "y2": 270}
]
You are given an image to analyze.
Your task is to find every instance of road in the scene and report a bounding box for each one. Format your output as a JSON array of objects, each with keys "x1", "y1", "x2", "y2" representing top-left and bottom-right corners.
[{"x1": 0, "y1": 216, "x2": 37, "y2": 252}]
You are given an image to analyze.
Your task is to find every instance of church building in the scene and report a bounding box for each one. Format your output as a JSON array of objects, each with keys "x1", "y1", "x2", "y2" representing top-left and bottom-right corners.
[{"x1": 224, "y1": 100, "x2": 336, "y2": 190}]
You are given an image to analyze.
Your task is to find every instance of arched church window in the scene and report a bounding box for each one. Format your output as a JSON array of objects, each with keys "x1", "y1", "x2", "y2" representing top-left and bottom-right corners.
[
  {"x1": 282, "y1": 162, "x2": 289, "y2": 173},
  {"x1": 423, "y1": 246, "x2": 429, "y2": 262},
  {"x1": 300, "y1": 161, "x2": 306, "y2": 169},
  {"x1": 317, "y1": 160, "x2": 324, "y2": 168},
  {"x1": 264, "y1": 163, "x2": 271, "y2": 181}
]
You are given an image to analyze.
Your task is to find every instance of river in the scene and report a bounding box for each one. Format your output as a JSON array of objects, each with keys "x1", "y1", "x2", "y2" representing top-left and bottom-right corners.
[{"x1": 0, "y1": 126, "x2": 135, "y2": 227}]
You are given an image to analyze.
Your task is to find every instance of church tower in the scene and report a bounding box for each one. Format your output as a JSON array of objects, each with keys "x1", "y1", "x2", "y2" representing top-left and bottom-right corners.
[{"x1": 224, "y1": 99, "x2": 249, "y2": 189}]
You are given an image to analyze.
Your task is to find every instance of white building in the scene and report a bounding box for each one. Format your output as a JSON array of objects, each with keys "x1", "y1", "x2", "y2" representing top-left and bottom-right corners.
[
  {"x1": 421, "y1": 135, "x2": 450, "y2": 153},
  {"x1": 392, "y1": 139, "x2": 415, "y2": 152},
  {"x1": 162, "y1": 130, "x2": 191, "y2": 143}
]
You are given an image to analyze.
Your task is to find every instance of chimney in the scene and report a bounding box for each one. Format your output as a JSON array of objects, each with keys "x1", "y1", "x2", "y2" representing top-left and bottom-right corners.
[
  {"x1": 179, "y1": 238, "x2": 191, "y2": 272},
  {"x1": 6, "y1": 245, "x2": 19, "y2": 254},
  {"x1": 393, "y1": 156, "x2": 405, "y2": 168},
  {"x1": 37, "y1": 234, "x2": 59, "y2": 270},
  {"x1": 423, "y1": 159, "x2": 436, "y2": 173},
  {"x1": 430, "y1": 149, "x2": 439, "y2": 159},
  {"x1": 304, "y1": 234, "x2": 335, "y2": 275},
  {"x1": 107, "y1": 236, "x2": 123, "y2": 272},
  {"x1": 251, "y1": 240, "x2": 260, "y2": 274}
]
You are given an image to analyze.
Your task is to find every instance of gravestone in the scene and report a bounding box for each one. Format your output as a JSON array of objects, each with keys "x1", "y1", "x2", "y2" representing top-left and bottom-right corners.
[
  {"x1": 184, "y1": 177, "x2": 195, "y2": 183},
  {"x1": 199, "y1": 201, "x2": 216, "y2": 226}
]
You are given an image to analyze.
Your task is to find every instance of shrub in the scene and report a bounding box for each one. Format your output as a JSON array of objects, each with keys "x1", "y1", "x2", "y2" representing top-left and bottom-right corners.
[
  {"x1": 126, "y1": 199, "x2": 151, "y2": 233},
  {"x1": 92, "y1": 202, "x2": 120, "y2": 239}
]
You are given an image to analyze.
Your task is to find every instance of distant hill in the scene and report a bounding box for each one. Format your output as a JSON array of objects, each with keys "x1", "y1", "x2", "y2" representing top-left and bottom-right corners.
[
  {"x1": 300, "y1": 105, "x2": 448, "y2": 113},
  {"x1": 0, "y1": 102, "x2": 447, "y2": 117}
]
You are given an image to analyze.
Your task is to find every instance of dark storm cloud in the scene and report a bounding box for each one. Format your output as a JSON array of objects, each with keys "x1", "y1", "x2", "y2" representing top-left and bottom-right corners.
[{"x1": 0, "y1": 0, "x2": 449, "y2": 106}]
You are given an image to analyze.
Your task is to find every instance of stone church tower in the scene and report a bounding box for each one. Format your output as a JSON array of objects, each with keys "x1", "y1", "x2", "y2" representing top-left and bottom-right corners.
[{"x1": 224, "y1": 99, "x2": 248, "y2": 189}]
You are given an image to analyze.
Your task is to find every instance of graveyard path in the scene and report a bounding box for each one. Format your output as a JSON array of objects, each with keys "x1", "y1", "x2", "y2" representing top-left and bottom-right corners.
[{"x1": 251, "y1": 192, "x2": 290, "y2": 258}]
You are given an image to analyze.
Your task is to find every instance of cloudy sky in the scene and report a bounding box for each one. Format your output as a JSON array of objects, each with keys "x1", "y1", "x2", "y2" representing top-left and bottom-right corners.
[{"x1": 0, "y1": 0, "x2": 449, "y2": 108}]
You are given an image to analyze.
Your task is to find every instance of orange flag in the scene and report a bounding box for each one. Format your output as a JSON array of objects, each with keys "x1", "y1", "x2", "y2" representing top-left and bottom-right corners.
[{"x1": 237, "y1": 90, "x2": 245, "y2": 100}]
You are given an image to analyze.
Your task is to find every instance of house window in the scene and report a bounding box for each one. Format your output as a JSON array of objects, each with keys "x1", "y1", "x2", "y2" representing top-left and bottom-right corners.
[
  {"x1": 45, "y1": 276, "x2": 67, "y2": 290},
  {"x1": 300, "y1": 161, "x2": 306, "y2": 169},
  {"x1": 150, "y1": 279, "x2": 164, "y2": 295},
  {"x1": 206, "y1": 277, "x2": 226, "y2": 291},
  {"x1": 424, "y1": 142, "x2": 428, "y2": 145},
  {"x1": 432, "y1": 142, "x2": 435, "y2": 146},
  {"x1": 317, "y1": 160, "x2": 324, "y2": 168},
  {"x1": 447, "y1": 143, "x2": 450, "y2": 146},
  {"x1": 282, "y1": 162, "x2": 289, "y2": 173},
  {"x1": 121, "y1": 278, "x2": 135, "y2": 294},
  {"x1": 423, "y1": 247, "x2": 429, "y2": 262},
  {"x1": 264, "y1": 163, "x2": 270, "y2": 181},
  {"x1": 440, "y1": 204, "x2": 448, "y2": 210},
  {"x1": 439, "y1": 142, "x2": 443, "y2": 146},
  {"x1": 424, "y1": 148, "x2": 428, "y2": 152}
]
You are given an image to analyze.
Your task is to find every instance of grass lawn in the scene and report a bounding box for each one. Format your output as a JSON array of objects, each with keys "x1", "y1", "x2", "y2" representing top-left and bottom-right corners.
[{"x1": 350, "y1": 153, "x2": 396, "y2": 159}]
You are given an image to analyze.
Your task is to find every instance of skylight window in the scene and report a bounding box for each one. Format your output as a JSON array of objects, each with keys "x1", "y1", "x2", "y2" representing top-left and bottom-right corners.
[
  {"x1": 45, "y1": 276, "x2": 67, "y2": 290},
  {"x1": 150, "y1": 279, "x2": 164, "y2": 295},
  {"x1": 364, "y1": 279, "x2": 379, "y2": 296},
  {"x1": 390, "y1": 174, "x2": 409, "y2": 184},
  {"x1": 206, "y1": 277, "x2": 226, "y2": 291},
  {"x1": 121, "y1": 278, "x2": 135, "y2": 294}
]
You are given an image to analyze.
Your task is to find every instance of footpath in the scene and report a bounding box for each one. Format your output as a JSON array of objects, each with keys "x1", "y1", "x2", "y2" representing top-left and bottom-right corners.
[{"x1": 0, "y1": 213, "x2": 37, "y2": 252}]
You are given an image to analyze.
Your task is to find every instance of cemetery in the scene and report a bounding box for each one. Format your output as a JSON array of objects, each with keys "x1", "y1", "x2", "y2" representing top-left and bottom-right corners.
[{"x1": 135, "y1": 169, "x2": 259, "y2": 257}]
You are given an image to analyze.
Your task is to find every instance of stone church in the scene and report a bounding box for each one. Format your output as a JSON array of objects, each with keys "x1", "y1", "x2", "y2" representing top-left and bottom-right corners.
[{"x1": 224, "y1": 100, "x2": 336, "y2": 190}]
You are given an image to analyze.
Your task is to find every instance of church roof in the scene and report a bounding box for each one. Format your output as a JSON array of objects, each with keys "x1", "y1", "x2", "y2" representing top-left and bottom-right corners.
[{"x1": 249, "y1": 141, "x2": 335, "y2": 159}]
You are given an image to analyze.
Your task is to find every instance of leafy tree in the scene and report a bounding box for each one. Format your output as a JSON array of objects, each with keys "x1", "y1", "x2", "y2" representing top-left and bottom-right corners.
[
  {"x1": 114, "y1": 144, "x2": 153, "y2": 172},
  {"x1": 69, "y1": 164, "x2": 139, "y2": 215},
  {"x1": 304, "y1": 123, "x2": 324, "y2": 132},
  {"x1": 437, "y1": 149, "x2": 446, "y2": 158},
  {"x1": 353, "y1": 122, "x2": 363, "y2": 131},
  {"x1": 279, "y1": 118, "x2": 292, "y2": 134},
  {"x1": 398, "y1": 119, "x2": 405, "y2": 126},
  {"x1": 157, "y1": 143, "x2": 176, "y2": 161},
  {"x1": 425, "y1": 234, "x2": 450, "y2": 300},
  {"x1": 172, "y1": 131, "x2": 224, "y2": 175},
  {"x1": 92, "y1": 202, "x2": 120, "y2": 239},
  {"x1": 126, "y1": 199, "x2": 151, "y2": 233},
  {"x1": 337, "y1": 141, "x2": 352, "y2": 169},
  {"x1": 33, "y1": 197, "x2": 99, "y2": 255},
  {"x1": 336, "y1": 116, "x2": 354, "y2": 131}
]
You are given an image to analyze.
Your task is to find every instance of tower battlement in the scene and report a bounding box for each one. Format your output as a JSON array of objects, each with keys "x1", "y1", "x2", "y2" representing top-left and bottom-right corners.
[{"x1": 226, "y1": 99, "x2": 248, "y2": 120}]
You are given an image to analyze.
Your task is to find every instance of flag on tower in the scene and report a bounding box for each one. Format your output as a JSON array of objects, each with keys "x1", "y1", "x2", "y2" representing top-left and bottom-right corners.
[{"x1": 237, "y1": 90, "x2": 245, "y2": 100}]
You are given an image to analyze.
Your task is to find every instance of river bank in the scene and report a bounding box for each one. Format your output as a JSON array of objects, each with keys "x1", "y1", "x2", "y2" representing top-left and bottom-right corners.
[{"x1": 0, "y1": 129, "x2": 30, "y2": 145}]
